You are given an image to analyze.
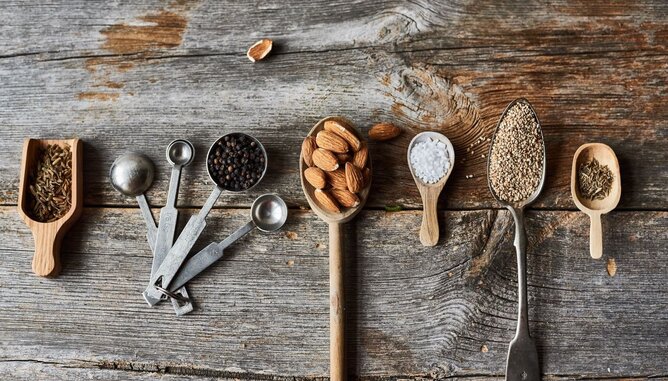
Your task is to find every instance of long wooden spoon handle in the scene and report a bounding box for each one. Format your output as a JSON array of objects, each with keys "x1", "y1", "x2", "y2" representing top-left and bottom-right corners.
[
  {"x1": 420, "y1": 191, "x2": 439, "y2": 246},
  {"x1": 589, "y1": 213, "x2": 603, "y2": 259},
  {"x1": 32, "y1": 227, "x2": 62, "y2": 277},
  {"x1": 329, "y1": 222, "x2": 345, "y2": 381}
]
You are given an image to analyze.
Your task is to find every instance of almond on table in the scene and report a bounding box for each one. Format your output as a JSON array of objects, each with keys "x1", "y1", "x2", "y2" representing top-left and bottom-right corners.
[
  {"x1": 369, "y1": 122, "x2": 401, "y2": 141},
  {"x1": 246, "y1": 39, "x2": 273, "y2": 62}
]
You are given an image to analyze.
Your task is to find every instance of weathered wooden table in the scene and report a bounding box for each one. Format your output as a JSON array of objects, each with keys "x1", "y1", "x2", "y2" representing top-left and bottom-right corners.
[{"x1": 1, "y1": 1, "x2": 666, "y2": 380}]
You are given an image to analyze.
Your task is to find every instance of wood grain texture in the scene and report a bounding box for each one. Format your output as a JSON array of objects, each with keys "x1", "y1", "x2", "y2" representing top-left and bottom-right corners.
[
  {"x1": 1, "y1": 206, "x2": 666, "y2": 379},
  {"x1": 1, "y1": 0, "x2": 667, "y2": 379},
  {"x1": 0, "y1": 0, "x2": 665, "y2": 210}
]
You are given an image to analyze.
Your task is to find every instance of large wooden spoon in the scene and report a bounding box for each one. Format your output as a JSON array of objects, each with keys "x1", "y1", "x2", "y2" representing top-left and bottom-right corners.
[
  {"x1": 299, "y1": 116, "x2": 371, "y2": 381},
  {"x1": 571, "y1": 143, "x2": 621, "y2": 259}
]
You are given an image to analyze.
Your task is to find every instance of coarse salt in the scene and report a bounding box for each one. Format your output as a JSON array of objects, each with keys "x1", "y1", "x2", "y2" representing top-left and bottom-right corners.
[{"x1": 410, "y1": 138, "x2": 451, "y2": 184}]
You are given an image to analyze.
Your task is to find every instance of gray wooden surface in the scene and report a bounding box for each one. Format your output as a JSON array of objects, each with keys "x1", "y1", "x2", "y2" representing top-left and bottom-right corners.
[{"x1": 0, "y1": 0, "x2": 667, "y2": 380}]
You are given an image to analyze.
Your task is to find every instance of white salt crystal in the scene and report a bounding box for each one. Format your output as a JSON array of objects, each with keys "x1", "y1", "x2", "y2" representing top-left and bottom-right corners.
[{"x1": 409, "y1": 138, "x2": 451, "y2": 184}]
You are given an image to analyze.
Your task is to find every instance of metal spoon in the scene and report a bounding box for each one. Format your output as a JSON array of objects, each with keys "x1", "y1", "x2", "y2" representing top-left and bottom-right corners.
[
  {"x1": 147, "y1": 139, "x2": 195, "y2": 314},
  {"x1": 110, "y1": 152, "x2": 158, "y2": 249},
  {"x1": 143, "y1": 133, "x2": 268, "y2": 306},
  {"x1": 487, "y1": 98, "x2": 544, "y2": 381},
  {"x1": 165, "y1": 194, "x2": 287, "y2": 300}
]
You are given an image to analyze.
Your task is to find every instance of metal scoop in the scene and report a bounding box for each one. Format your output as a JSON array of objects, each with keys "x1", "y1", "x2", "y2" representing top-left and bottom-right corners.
[
  {"x1": 165, "y1": 194, "x2": 287, "y2": 301},
  {"x1": 143, "y1": 133, "x2": 267, "y2": 306},
  {"x1": 110, "y1": 152, "x2": 158, "y2": 249},
  {"x1": 487, "y1": 98, "x2": 545, "y2": 381},
  {"x1": 149, "y1": 139, "x2": 195, "y2": 314}
]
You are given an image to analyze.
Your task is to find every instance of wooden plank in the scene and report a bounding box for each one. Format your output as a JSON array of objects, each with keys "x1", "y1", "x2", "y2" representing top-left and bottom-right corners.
[
  {"x1": 1, "y1": 206, "x2": 666, "y2": 378},
  {"x1": 0, "y1": 0, "x2": 666, "y2": 210}
]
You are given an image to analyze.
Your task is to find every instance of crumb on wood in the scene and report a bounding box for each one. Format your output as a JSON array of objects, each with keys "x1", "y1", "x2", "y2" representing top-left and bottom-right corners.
[
  {"x1": 286, "y1": 231, "x2": 298, "y2": 240},
  {"x1": 607, "y1": 258, "x2": 617, "y2": 277},
  {"x1": 481, "y1": 344, "x2": 489, "y2": 353},
  {"x1": 286, "y1": 260, "x2": 294, "y2": 267}
]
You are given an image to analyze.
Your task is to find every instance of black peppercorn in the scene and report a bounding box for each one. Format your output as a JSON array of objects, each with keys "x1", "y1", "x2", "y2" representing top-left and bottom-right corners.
[{"x1": 207, "y1": 133, "x2": 267, "y2": 191}]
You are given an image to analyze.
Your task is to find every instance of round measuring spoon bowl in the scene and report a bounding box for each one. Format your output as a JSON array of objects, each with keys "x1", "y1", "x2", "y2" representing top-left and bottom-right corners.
[
  {"x1": 110, "y1": 152, "x2": 155, "y2": 197},
  {"x1": 251, "y1": 194, "x2": 288, "y2": 232},
  {"x1": 167, "y1": 139, "x2": 195, "y2": 167},
  {"x1": 207, "y1": 133, "x2": 268, "y2": 192}
]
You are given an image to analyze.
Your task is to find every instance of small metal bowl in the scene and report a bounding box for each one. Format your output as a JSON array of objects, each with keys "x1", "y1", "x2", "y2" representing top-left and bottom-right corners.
[{"x1": 206, "y1": 133, "x2": 268, "y2": 192}]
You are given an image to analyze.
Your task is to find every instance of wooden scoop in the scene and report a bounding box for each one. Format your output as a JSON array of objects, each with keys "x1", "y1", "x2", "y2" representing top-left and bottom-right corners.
[
  {"x1": 571, "y1": 143, "x2": 621, "y2": 259},
  {"x1": 299, "y1": 116, "x2": 371, "y2": 381},
  {"x1": 407, "y1": 131, "x2": 455, "y2": 246},
  {"x1": 17, "y1": 139, "x2": 83, "y2": 277}
]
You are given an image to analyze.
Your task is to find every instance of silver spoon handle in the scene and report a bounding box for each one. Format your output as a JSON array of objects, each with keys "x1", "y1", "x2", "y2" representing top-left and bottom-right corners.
[
  {"x1": 170, "y1": 221, "x2": 255, "y2": 292},
  {"x1": 151, "y1": 165, "x2": 182, "y2": 276},
  {"x1": 143, "y1": 186, "x2": 222, "y2": 305},
  {"x1": 136, "y1": 194, "x2": 157, "y2": 247},
  {"x1": 509, "y1": 206, "x2": 529, "y2": 336}
]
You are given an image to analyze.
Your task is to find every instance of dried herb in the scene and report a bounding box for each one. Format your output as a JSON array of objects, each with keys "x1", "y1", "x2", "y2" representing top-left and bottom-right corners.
[
  {"x1": 577, "y1": 158, "x2": 613, "y2": 200},
  {"x1": 28, "y1": 144, "x2": 72, "y2": 222}
]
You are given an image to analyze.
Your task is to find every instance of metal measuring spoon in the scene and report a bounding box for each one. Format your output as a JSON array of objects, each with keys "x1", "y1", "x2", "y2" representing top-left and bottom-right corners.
[
  {"x1": 142, "y1": 133, "x2": 268, "y2": 306},
  {"x1": 487, "y1": 98, "x2": 545, "y2": 381},
  {"x1": 165, "y1": 194, "x2": 287, "y2": 304},
  {"x1": 110, "y1": 152, "x2": 158, "y2": 249},
  {"x1": 146, "y1": 139, "x2": 195, "y2": 314}
]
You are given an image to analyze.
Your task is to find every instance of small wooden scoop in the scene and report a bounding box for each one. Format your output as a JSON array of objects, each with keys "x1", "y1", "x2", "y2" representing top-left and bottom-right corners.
[
  {"x1": 17, "y1": 139, "x2": 83, "y2": 277},
  {"x1": 299, "y1": 116, "x2": 371, "y2": 381},
  {"x1": 571, "y1": 143, "x2": 621, "y2": 259},
  {"x1": 407, "y1": 131, "x2": 455, "y2": 246}
]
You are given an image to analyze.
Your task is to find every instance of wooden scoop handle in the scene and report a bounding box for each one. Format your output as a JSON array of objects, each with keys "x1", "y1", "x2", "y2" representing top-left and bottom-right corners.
[
  {"x1": 589, "y1": 212, "x2": 603, "y2": 259},
  {"x1": 329, "y1": 222, "x2": 345, "y2": 381},
  {"x1": 420, "y1": 187, "x2": 440, "y2": 246},
  {"x1": 31, "y1": 225, "x2": 63, "y2": 277}
]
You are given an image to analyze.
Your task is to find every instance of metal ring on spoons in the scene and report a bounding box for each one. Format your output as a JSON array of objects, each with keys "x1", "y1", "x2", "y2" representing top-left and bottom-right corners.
[
  {"x1": 142, "y1": 133, "x2": 268, "y2": 306},
  {"x1": 166, "y1": 194, "x2": 287, "y2": 299},
  {"x1": 109, "y1": 152, "x2": 158, "y2": 249}
]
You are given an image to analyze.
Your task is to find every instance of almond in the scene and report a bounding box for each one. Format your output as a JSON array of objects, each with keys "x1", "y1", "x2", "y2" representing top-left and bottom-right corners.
[
  {"x1": 362, "y1": 167, "x2": 372, "y2": 187},
  {"x1": 327, "y1": 169, "x2": 348, "y2": 190},
  {"x1": 304, "y1": 167, "x2": 326, "y2": 189},
  {"x1": 353, "y1": 144, "x2": 368, "y2": 169},
  {"x1": 247, "y1": 39, "x2": 273, "y2": 62},
  {"x1": 324, "y1": 120, "x2": 362, "y2": 151},
  {"x1": 369, "y1": 122, "x2": 401, "y2": 141},
  {"x1": 312, "y1": 148, "x2": 339, "y2": 171},
  {"x1": 316, "y1": 130, "x2": 348, "y2": 153},
  {"x1": 336, "y1": 153, "x2": 352, "y2": 163},
  {"x1": 301, "y1": 136, "x2": 317, "y2": 167},
  {"x1": 331, "y1": 188, "x2": 360, "y2": 208},
  {"x1": 314, "y1": 189, "x2": 340, "y2": 213},
  {"x1": 345, "y1": 162, "x2": 363, "y2": 193}
]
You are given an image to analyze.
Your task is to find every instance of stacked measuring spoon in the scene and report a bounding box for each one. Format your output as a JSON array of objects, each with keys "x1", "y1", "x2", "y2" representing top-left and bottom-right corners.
[{"x1": 110, "y1": 135, "x2": 288, "y2": 316}]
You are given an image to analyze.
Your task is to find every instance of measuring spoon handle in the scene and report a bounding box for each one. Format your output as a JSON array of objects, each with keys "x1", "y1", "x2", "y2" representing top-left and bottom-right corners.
[
  {"x1": 136, "y1": 194, "x2": 157, "y2": 249},
  {"x1": 170, "y1": 221, "x2": 255, "y2": 291},
  {"x1": 143, "y1": 187, "x2": 222, "y2": 305}
]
